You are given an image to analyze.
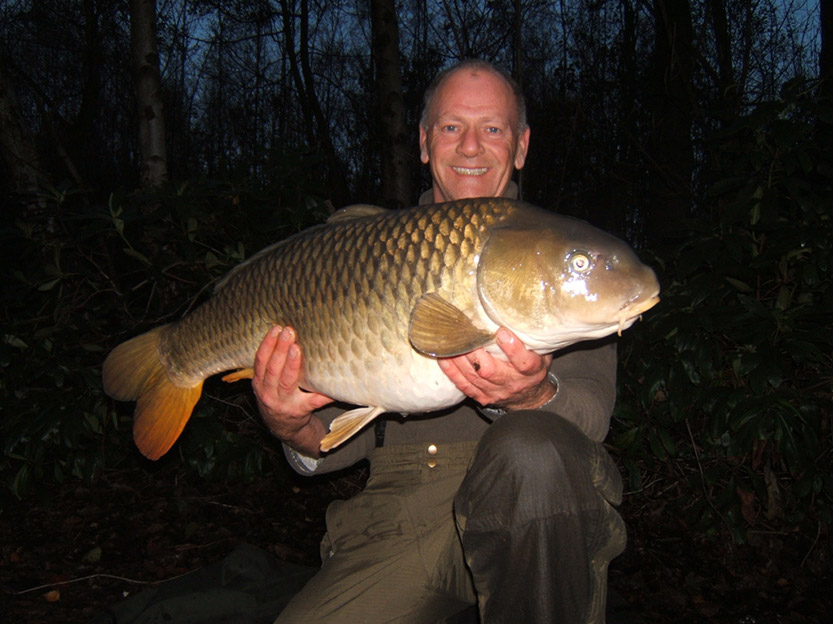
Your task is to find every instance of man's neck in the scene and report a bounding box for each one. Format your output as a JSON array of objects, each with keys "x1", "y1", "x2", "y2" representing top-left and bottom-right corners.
[{"x1": 418, "y1": 181, "x2": 520, "y2": 205}]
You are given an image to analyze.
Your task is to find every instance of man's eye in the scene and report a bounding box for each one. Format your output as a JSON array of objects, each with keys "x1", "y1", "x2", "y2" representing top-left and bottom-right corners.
[
  {"x1": 485, "y1": 126, "x2": 501, "y2": 134},
  {"x1": 442, "y1": 124, "x2": 459, "y2": 133}
]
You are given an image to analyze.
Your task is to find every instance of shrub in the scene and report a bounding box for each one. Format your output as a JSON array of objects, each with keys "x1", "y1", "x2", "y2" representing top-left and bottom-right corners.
[
  {"x1": 1, "y1": 174, "x2": 329, "y2": 499},
  {"x1": 613, "y1": 82, "x2": 833, "y2": 538}
]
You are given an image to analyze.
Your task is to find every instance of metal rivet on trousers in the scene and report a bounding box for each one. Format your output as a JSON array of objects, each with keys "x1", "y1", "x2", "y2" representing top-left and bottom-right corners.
[
  {"x1": 427, "y1": 444, "x2": 438, "y2": 455},
  {"x1": 427, "y1": 459, "x2": 437, "y2": 468}
]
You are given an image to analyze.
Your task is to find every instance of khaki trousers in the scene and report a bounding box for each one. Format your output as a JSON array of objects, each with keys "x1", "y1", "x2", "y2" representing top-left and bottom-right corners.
[{"x1": 275, "y1": 413, "x2": 625, "y2": 624}]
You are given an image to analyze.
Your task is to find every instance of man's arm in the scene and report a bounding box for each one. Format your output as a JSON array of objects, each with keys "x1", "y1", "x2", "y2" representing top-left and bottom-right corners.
[{"x1": 546, "y1": 339, "x2": 618, "y2": 442}]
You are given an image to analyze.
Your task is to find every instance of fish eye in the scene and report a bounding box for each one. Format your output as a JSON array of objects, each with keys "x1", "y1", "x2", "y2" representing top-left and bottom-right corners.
[{"x1": 569, "y1": 252, "x2": 592, "y2": 273}]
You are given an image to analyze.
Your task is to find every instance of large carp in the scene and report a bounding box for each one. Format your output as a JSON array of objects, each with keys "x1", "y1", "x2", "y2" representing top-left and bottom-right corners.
[{"x1": 103, "y1": 198, "x2": 659, "y2": 459}]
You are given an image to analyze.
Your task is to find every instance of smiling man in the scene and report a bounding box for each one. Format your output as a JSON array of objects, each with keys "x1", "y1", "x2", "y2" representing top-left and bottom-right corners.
[
  {"x1": 419, "y1": 64, "x2": 530, "y2": 203},
  {"x1": 260, "y1": 60, "x2": 626, "y2": 624}
]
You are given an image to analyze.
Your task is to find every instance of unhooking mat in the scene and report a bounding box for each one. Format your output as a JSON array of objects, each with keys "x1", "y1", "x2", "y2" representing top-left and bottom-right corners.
[
  {"x1": 88, "y1": 543, "x2": 317, "y2": 624},
  {"x1": 87, "y1": 542, "x2": 638, "y2": 624}
]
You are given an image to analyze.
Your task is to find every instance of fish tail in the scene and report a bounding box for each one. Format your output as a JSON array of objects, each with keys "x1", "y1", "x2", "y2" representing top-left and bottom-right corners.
[{"x1": 102, "y1": 326, "x2": 203, "y2": 460}]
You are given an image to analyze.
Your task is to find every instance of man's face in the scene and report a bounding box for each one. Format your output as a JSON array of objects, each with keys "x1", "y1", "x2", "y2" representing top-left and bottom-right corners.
[{"x1": 420, "y1": 69, "x2": 530, "y2": 203}]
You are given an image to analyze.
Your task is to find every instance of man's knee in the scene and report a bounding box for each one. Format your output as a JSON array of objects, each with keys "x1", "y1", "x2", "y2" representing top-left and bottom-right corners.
[
  {"x1": 476, "y1": 410, "x2": 592, "y2": 480},
  {"x1": 455, "y1": 411, "x2": 600, "y2": 527}
]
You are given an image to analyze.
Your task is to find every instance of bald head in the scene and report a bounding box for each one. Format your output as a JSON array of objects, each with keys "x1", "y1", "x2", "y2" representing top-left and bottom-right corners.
[{"x1": 420, "y1": 59, "x2": 527, "y2": 133}]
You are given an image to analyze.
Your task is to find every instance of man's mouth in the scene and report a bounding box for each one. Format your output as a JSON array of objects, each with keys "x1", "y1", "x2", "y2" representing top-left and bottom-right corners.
[{"x1": 452, "y1": 166, "x2": 487, "y2": 176}]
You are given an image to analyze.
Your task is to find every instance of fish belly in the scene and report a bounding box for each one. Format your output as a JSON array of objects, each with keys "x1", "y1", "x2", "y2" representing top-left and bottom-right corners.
[{"x1": 304, "y1": 345, "x2": 465, "y2": 413}]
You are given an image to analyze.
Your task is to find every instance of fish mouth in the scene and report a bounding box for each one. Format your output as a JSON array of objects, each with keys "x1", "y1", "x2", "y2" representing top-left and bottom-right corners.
[
  {"x1": 452, "y1": 166, "x2": 488, "y2": 176},
  {"x1": 616, "y1": 295, "x2": 660, "y2": 335}
]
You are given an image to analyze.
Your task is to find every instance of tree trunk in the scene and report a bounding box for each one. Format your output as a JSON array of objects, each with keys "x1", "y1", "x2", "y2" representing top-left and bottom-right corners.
[
  {"x1": 130, "y1": 0, "x2": 169, "y2": 188},
  {"x1": 281, "y1": 0, "x2": 351, "y2": 205},
  {"x1": 645, "y1": 0, "x2": 695, "y2": 247},
  {"x1": 370, "y1": 0, "x2": 412, "y2": 208},
  {"x1": 0, "y1": 49, "x2": 44, "y2": 207},
  {"x1": 512, "y1": 0, "x2": 524, "y2": 197},
  {"x1": 280, "y1": 0, "x2": 314, "y2": 145},
  {"x1": 707, "y1": 0, "x2": 737, "y2": 120},
  {"x1": 820, "y1": 0, "x2": 833, "y2": 102},
  {"x1": 298, "y1": 0, "x2": 350, "y2": 205}
]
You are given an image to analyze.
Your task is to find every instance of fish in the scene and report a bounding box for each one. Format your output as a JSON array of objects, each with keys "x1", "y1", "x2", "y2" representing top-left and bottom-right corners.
[{"x1": 102, "y1": 197, "x2": 660, "y2": 459}]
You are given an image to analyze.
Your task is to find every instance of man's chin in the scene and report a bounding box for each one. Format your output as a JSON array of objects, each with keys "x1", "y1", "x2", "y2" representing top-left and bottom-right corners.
[{"x1": 441, "y1": 181, "x2": 500, "y2": 201}]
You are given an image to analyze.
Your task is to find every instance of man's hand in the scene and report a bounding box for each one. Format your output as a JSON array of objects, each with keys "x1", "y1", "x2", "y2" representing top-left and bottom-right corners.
[
  {"x1": 252, "y1": 326, "x2": 333, "y2": 456},
  {"x1": 438, "y1": 328, "x2": 555, "y2": 411}
]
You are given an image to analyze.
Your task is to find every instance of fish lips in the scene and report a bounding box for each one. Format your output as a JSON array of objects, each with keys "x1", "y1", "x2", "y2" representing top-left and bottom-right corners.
[{"x1": 616, "y1": 293, "x2": 660, "y2": 334}]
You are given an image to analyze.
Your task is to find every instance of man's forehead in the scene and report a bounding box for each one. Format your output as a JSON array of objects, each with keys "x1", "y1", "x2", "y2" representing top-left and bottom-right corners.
[
  {"x1": 440, "y1": 68, "x2": 512, "y2": 95},
  {"x1": 432, "y1": 71, "x2": 518, "y2": 118}
]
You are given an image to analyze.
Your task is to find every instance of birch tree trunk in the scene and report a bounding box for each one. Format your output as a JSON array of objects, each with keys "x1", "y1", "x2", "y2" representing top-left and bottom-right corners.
[
  {"x1": 371, "y1": 0, "x2": 412, "y2": 208},
  {"x1": 130, "y1": 0, "x2": 168, "y2": 188}
]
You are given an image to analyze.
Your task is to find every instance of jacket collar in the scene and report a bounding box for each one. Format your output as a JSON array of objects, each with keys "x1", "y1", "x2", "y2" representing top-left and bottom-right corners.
[{"x1": 418, "y1": 180, "x2": 519, "y2": 205}]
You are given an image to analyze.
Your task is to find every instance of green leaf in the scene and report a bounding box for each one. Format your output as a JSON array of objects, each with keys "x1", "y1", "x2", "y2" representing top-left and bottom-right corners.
[
  {"x1": 38, "y1": 277, "x2": 62, "y2": 291},
  {"x1": 122, "y1": 247, "x2": 151, "y2": 265}
]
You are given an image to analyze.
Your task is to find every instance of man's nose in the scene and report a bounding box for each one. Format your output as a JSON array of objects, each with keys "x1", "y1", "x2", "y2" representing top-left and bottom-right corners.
[{"x1": 457, "y1": 126, "x2": 482, "y2": 157}]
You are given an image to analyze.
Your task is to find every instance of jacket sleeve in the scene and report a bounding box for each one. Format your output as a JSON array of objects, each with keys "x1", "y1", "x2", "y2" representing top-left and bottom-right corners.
[
  {"x1": 544, "y1": 338, "x2": 618, "y2": 442},
  {"x1": 281, "y1": 403, "x2": 376, "y2": 475}
]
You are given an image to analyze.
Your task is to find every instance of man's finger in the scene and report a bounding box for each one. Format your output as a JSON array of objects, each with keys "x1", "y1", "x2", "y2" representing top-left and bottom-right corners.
[
  {"x1": 254, "y1": 326, "x2": 280, "y2": 372},
  {"x1": 278, "y1": 341, "x2": 303, "y2": 394},
  {"x1": 495, "y1": 328, "x2": 546, "y2": 375}
]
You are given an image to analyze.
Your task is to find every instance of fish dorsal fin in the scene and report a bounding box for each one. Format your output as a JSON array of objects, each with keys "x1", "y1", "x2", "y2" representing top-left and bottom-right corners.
[
  {"x1": 213, "y1": 239, "x2": 287, "y2": 292},
  {"x1": 215, "y1": 205, "x2": 386, "y2": 293},
  {"x1": 320, "y1": 406, "x2": 386, "y2": 452},
  {"x1": 409, "y1": 293, "x2": 494, "y2": 357},
  {"x1": 326, "y1": 204, "x2": 388, "y2": 224}
]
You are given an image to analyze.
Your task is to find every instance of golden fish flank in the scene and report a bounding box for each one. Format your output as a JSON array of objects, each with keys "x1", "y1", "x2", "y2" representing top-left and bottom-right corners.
[{"x1": 102, "y1": 198, "x2": 660, "y2": 460}]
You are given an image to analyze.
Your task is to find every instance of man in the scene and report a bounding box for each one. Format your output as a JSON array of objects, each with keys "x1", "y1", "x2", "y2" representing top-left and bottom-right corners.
[{"x1": 255, "y1": 60, "x2": 625, "y2": 623}]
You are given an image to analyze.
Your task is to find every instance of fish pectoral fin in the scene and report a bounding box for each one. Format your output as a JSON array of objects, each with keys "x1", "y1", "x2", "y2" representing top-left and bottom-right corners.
[
  {"x1": 221, "y1": 368, "x2": 255, "y2": 383},
  {"x1": 320, "y1": 406, "x2": 386, "y2": 452},
  {"x1": 409, "y1": 292, "x2": 494, "y2": 357}
]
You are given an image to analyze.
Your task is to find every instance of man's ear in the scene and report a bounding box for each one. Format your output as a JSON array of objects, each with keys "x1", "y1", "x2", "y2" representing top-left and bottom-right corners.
[
  {"x1": 514, "y1": 126, "x2": 531, "y2": 169},
  {"x1": 419, "y1": 125, "x2": 430, "y2": 164}
]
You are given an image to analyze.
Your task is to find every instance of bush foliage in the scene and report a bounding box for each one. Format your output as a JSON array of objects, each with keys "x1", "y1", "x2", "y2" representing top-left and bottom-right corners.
[
  {"x1": 2, "y1": 88, "x2": 831, "y2": 540},
  {"x1": 2, "y1": 161, "x2": 331, "y2": 501},
  {"x1": 614, "y1": 83, "x2": 833, "y2": 538}
]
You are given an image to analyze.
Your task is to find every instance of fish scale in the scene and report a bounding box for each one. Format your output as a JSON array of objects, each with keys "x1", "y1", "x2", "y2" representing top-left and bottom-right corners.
[
  {"x1": 102, "y1": 198, "x2": 660, "y2": 459},
  {"x1": 154, "y1": 200, "x2": 497, "y2": 403}
]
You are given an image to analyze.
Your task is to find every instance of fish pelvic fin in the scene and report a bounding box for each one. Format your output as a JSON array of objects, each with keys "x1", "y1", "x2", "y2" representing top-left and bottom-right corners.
[
  {"x1": 320, "y1": 406, "x2": 386, "y2": 452},
  {"x1": 222, "y1": 367, "x2": 255, "y2": 383},
  {"x1": 409, "y1": 293, "x2": 494, "y2": 357},
  {"x1": 102, "y1": 326, "x2": 203, "y2": 460}
]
